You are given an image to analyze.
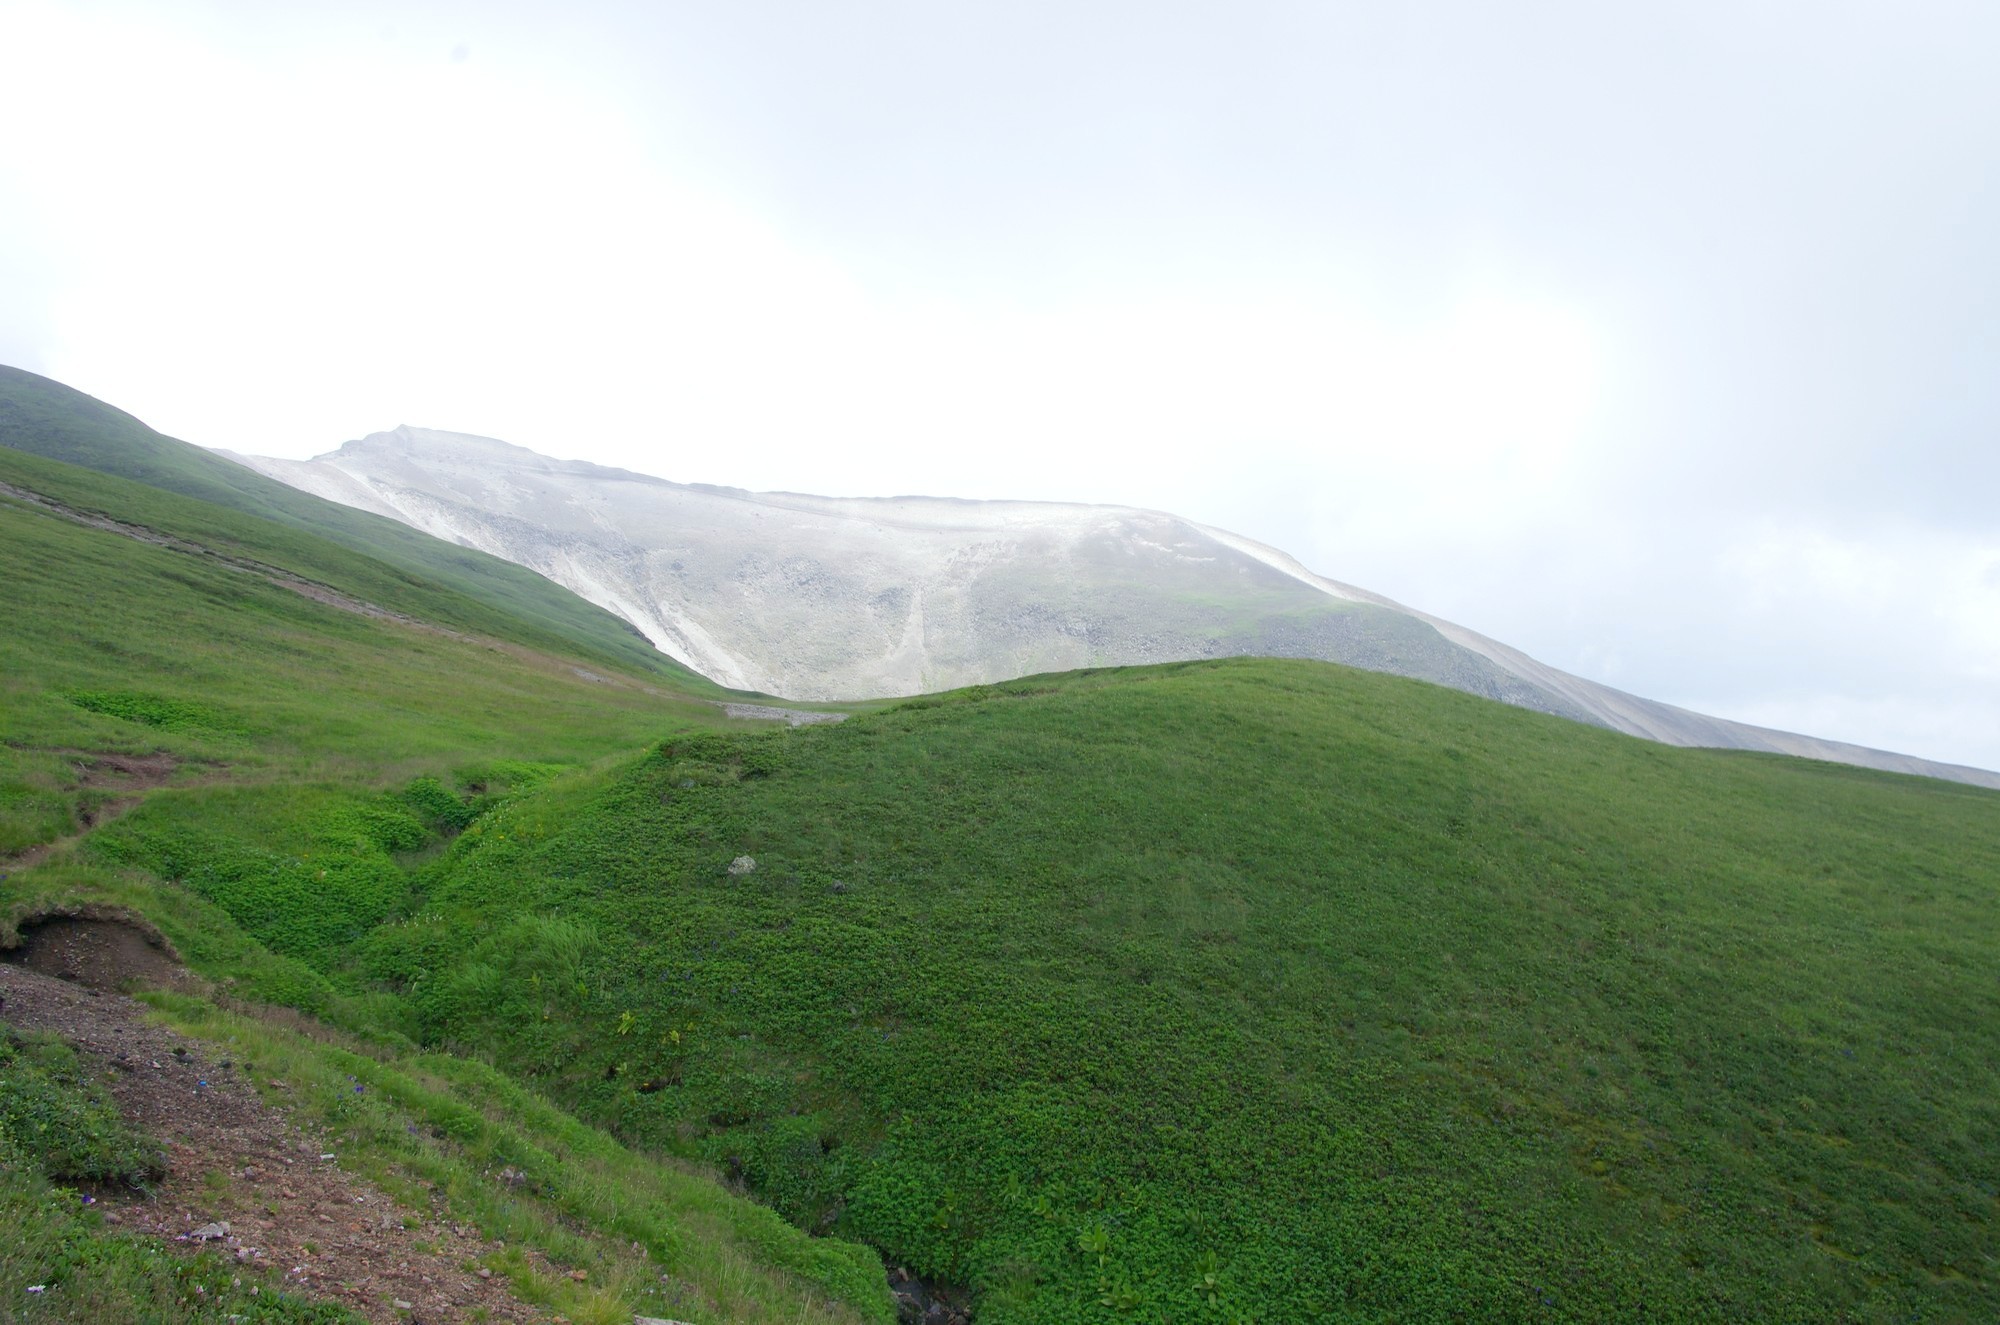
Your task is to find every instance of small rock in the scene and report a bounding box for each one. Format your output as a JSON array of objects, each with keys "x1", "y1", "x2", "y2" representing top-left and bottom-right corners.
[
  {"x1": 191, "y1": 1221, "x2": 231, "y2": 1241},
  {"x1": 393, "y1": 1299, "x2": 413, "y2": 1311},
  {"x1": 727, "y1": 855, "x2": 756, "y2": 876},
  {"x1": 476, "y1": 1268, "x2": 492, "y2": 1280}
]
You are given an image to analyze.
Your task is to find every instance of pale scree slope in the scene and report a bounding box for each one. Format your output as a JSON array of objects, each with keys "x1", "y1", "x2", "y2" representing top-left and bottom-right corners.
[{"x1": 227, "y1": 428, "x2": 2000, "y2": 789}]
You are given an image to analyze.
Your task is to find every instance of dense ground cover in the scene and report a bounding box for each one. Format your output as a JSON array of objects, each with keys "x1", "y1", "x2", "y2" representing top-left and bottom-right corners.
[{"x1": 350, "y1": 663, "x2": 2000, "y2": 1323}]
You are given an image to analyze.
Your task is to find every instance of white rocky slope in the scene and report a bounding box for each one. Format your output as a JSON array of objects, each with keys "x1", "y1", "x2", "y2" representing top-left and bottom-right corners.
[{"x1": 226, "y1": 427, "x2": 2000, "y2": 790}]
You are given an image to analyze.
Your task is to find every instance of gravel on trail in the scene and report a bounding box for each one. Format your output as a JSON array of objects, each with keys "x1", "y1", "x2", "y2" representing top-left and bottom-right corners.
[{"x1": 0, "y1": 938, "x2": 554, "y2": 1324}]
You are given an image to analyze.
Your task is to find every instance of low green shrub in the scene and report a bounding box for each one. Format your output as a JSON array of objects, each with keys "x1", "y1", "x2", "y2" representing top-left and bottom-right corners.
[
  {"x1": 398, "y1": 775, "x2": 476, "y2": 834},
  {"x1": 63, "y1": 688, "x2": 231, "y2": 734},
  {"x1": 0, "y1": 776, "x2": 75, "y2": 856}
]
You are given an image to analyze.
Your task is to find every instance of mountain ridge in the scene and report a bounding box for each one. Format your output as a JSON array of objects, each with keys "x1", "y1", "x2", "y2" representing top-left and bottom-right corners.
[{"x1": 231, "y1": 425, "x2": 2000, "y2": 789}]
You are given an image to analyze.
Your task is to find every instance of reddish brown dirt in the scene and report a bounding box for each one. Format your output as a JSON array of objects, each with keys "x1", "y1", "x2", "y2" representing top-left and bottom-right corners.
[
  {"x1": 3, "y1": 915, "x2": 196, "y2": 992},
  {"x1": 0, "y1": 937, "x2": 555, "y2": 1323},
  {"x1": 61, "y1": 750, "x2": 185, "y2": 790}
]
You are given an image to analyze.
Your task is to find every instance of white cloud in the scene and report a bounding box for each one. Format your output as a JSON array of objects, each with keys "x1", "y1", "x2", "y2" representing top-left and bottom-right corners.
[
  {"x1": 3, "y1": 3, "x2": 1613, "y2": 504},
  {"x1": 1677, "y1": 522, "x2": 2000, "y2": 767},
  {"x1": 1714, "y1": 522, "x2": 2000, "y2": 680}
]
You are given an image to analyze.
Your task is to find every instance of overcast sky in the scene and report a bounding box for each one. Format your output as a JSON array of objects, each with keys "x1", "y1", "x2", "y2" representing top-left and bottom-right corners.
[{"x1": 4, "y1": 0, "x2": 1997, "y2": 772}]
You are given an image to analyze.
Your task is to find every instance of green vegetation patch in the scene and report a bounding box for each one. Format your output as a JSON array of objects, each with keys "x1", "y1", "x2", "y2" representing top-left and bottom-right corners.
[
  {"x1": 0, "y1": 1030, "x2": 163, "y2": 1189},
  {"x1": 64, "y1": 688, "x2": 232, "y2": 734},
  {"x1": 84, "y1": 787, "x2": 425, "y2": 970},
  {"x1": 0, "y1": 759, "x2": 82, "y2": 858}
]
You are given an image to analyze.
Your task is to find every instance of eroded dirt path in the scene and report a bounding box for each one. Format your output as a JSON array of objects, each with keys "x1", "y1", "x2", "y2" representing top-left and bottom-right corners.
[
  {"x1": 0, "y1": 480, "x2": 437, "y2": 633},
  {"x1": 0, "y1": 750, "x2": 187, "y2": 873},
  {"x1": 0, "y1": 946, "x2": 551, "y2": 1323}
]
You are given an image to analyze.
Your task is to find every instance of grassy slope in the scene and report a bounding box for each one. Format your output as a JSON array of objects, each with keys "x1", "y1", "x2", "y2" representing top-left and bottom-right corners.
[
  {"x1": 0, "y1": 448, "x2": 890, "y2": 1322},
  {"x1": 0, "y1": 363, "x2": 728, "y2": 693},
  {"x1": 347, "y1": 663, "x2": 2000, "y2": 1324},
  {"x1": 0, "y1": 461, "x2": 727, "y2": 856}
]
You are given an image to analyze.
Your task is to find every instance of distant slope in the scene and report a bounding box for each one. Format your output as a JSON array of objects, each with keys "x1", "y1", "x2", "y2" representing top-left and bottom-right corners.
[
  {"x1": 236, "y1": 428, "x2": 1554, "y2": 705},
  {"x1": 237, "y1": 425, "x2": 2000, "y2": 789},
  {"x1": 0, "y1": 365, "x2": 727, "y2": 693}
]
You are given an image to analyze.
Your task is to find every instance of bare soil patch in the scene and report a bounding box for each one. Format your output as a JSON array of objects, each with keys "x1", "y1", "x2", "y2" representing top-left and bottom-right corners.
[
  {"x1": 2, "y1": 913, "x2": 195, "y2": 992},
  {"x1": 60, "y1": 749, "x2": 185, "y2": 792},
  {"x1": 718, "y1": 703, "x2": 846, "y2": 727},
  {"x1": 66, "y1": 752, "x2": 181, "y2": 792}
]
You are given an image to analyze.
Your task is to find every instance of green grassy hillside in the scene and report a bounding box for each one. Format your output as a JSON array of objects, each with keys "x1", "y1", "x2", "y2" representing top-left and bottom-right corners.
[
  {"x1": 1, "y1": 419, "x2": 891, "y2": 1323},
  {"x1": 4, "y1": 371, "x2": 1996, "y2": 1323},
  {"x1": 0, "y1": 364, "x2": 726, "y2": 692},
  {"x1": 0, "y1": 448, "x2": 731, "y2": 858},
  {"x1": 333, "y1": 663, "x2": 2000, "y2": 1323}
]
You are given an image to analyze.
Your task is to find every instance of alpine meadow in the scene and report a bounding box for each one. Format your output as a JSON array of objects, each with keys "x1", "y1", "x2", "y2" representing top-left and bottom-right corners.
[{"x1": 2, "y1": 365, "x2": 1996, "y2": 1324}]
